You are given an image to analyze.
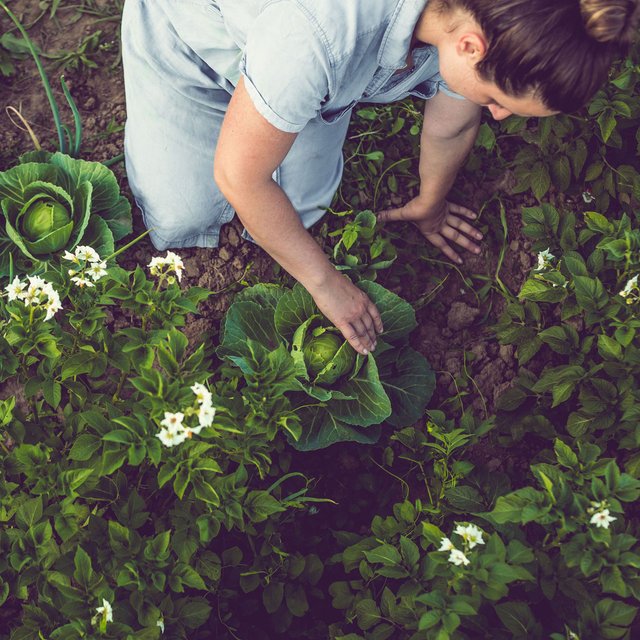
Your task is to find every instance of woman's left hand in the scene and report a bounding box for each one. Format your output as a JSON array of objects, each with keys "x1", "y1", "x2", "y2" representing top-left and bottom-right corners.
[{"x1": 377, "y1": 198, "x2": 483, "y2": 264}]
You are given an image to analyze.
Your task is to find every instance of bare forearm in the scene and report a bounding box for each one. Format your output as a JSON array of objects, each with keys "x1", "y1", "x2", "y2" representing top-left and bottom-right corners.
[
  {"x1": 418, "y1": 119, "x2": 480, "y2": 204},
  {"x1": 221, "y1": 178, "x2": 338, "y2": 292}
]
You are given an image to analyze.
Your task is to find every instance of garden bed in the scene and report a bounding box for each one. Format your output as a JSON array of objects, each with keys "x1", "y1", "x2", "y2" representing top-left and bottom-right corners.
[{"x1": 1, "y1": 2, "x2": 639, "y2": 639}]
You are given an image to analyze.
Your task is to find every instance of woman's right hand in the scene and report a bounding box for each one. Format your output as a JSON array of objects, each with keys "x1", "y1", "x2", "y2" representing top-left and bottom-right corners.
[{"x1": 307, "y1": 272, "x2": 384, "y2": 355}]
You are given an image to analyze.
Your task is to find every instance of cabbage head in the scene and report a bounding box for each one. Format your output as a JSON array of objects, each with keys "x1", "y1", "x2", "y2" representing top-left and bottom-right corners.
[
  {"x1": 303, "y1": 331, "x2": 355, "y2": 378},
  {"x1": 218, "y1": 281, "x2": 435, "y2": 451},
  {"x1": 0, "y1": 151, "x2": 132, "y2": 275}
]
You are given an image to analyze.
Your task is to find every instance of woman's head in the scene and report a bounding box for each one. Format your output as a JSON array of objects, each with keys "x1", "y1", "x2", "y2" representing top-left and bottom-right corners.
[{"x1": 426, "y1": 0, "x2": 639, "y2": 114}]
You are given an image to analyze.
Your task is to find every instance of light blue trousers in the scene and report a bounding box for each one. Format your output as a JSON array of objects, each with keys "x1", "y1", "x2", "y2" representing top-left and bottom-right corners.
[{"x1": 121, "y1": 0, "x2": 350, "y2": 250}]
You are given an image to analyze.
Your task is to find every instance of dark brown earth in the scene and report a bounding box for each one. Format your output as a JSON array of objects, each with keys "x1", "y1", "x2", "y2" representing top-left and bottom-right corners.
[{"x1": 0, "y1": 0, "x2": 552, "y2": 489}]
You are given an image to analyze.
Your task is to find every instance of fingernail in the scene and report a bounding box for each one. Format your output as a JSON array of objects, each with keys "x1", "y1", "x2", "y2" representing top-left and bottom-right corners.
[
  {"x1": 475, "y1": 248, "x2": 481, "y2": 254},
  {"x1": 363, "y1": 348, "x2": 368, "y2": 355},
  {"x1": 457, "y1": 258, "x2": 463, "y2": 264},
  {"x1": 477, "y1": 233, "x2": 483, "y2": 239}
]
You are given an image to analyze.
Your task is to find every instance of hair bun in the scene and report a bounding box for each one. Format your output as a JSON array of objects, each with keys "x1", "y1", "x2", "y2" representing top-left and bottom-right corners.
[{"x1": 580, "y1": 0, "x2": 640, "y2": 44}]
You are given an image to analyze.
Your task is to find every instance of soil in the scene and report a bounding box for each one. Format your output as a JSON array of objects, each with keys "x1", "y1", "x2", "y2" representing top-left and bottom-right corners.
[
  {"x1": 0, "y1": 4, "x2": 570, "y2": 636},
  {"x1": 0, "y1": 0, "x2": 550, "y2": 471}
]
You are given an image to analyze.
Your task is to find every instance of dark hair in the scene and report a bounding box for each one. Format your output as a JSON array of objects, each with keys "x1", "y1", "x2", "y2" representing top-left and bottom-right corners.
[{"x1": 442, "y1": 0, "x2": 640, "y2": 112}]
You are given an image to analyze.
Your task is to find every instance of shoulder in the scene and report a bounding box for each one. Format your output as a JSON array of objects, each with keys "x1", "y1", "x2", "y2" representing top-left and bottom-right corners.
[{"x1": 263, "y1": 0, "x2": 395, "y2": 62}]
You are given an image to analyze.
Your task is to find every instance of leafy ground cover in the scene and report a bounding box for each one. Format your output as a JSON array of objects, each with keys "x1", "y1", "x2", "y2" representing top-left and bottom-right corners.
[{"x1": 1, "y1": 2, "x2": 639, "y2": 639}]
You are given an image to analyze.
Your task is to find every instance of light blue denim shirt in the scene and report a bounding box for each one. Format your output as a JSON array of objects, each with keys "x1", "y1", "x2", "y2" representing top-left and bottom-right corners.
[{"x1": 213, "y1": 0, "x2": 465, "y2": 132}]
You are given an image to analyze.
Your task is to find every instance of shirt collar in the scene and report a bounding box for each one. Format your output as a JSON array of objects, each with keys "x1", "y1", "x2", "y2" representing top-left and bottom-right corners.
[{"x1": 378, "y1": 0, "x2": 428, "y2": 69}]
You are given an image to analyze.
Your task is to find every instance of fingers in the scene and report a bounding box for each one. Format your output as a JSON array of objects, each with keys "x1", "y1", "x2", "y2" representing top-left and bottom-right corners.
[
  {"x1": 424, "y1": 232, "x2": 463, "y2": 264},
  {"x1": 376, "y1": 207, "x2": 406, "y2": 224},
  {"x1": 448, "y1": 202, "x2": 478, "y2": 220},
  {"x1": 444, "y1": 215, "x2": 483, "y2": 254},
  {"x1": 337, "y1": 302, "x2": 384, "y2": 356}
]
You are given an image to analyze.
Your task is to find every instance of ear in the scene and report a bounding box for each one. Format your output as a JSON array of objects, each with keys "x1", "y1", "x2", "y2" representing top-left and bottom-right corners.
[{"x1": 456, "y1": 32, "x2": 488, "y2": 63}]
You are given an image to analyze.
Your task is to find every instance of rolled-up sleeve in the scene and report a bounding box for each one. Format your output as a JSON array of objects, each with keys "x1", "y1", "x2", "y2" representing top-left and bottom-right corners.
[
  {"x1": 239, "y1": 2, "x2": 332, "y2": 132},
  {"x1": 436, "y1": 76, "x2": 466, "y2": 101}
]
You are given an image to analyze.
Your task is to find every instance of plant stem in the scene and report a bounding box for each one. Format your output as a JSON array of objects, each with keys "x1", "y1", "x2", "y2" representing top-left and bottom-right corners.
[
  {"x1": 0, "y1": 1, "x2": 67, "y2": 152},
  {"x1": 104, "y1": 229, "x2": 151, "y2": 263}
]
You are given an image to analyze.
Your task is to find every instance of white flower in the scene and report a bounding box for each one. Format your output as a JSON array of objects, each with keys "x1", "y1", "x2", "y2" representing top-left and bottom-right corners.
[
  {"x1": 87, "y1": 261, "x2": 108, "y2": 282},
  {"x1": 191, "y1": 382, "x2": 212, "y2": 405},
  {"x1": 568, "y1": 630, "x2": 580, "y2": 640},
  {"x1": 62, "y1": 250, "x2": 80, "y2": 263},
  {"x1": 22, "y1": 289, "x2": 40, "y2": 305},
  {"x1": 5, "y1": 276, "x2": 26, "y2": 302},
  {"x1": 590, "y1": 508, "x2": 617, "y2": 529},
  {"x1": 165, "y1": 251, "x2": 184, "y2": 281},
  {"x1": 184, "y1": 424, "x2": 202, "y2": 438},
  {"x1": 148, "y1": 256, "x2": 165, "y2": 271},
  {"x1": 91, "y1": 598, "x2": 113, "y2": 625},
  {"x1": 454, "y1": 523, "x2": 485, "y2": 549},
  {"x1": 156, "y1": 427, "x2": 188, "y2": 447},
  {"x1": 71, "y1": 276, "x2": 95, "y2": 288},
  {"x1": 198, "y1": 403, "x2": 216, "y2": 428},
  {"x1": 5, "y1": 276, "x2": 61, "y2": 320},
  {"x1": 160, "y1": 412, "x2": 185, "y2": 431},
  {"x1": 157, "y1": 618, "x2": 165, "y2": 634},
  {"x1": 536, "y1": 249, "x2": 555, "y2": 270},
  {"x1": 582, "y1": 191, "x2": 595, "y2": 204},
  {"x1": 74, "y1": 246, "x2": 101, "y2": 263},
  {"x1": 438, "y1": 537, "x2": 455, "y2": 552},
  {"x1": 148, "y1": 252, "x2": 184, "y2": 282},
  {"x1": 44, "y1": 292, "x2": 62, "y2": 321},
  {"x1": 448, "y1": 549, "x2": 470, "y2": 566},
  {"x1": 619, "y1": 275, "x2": 638, "y2": 298}
]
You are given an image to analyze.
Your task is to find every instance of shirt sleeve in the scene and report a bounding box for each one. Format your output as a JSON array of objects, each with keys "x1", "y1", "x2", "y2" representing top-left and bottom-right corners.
[
  {"x1": 239, "y1": 1, "x2": 332, "y2": 133},
  {"x1": 436, "y1": 76, "x2": 466, "y2": 101}
]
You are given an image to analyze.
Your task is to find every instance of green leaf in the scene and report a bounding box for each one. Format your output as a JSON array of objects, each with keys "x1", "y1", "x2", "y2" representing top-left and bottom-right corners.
[
  {"x1": 290, "y1": 405, "x2": 381, "y2": 451},
  {"x1": 554, "y1": 439, "x2": 578, "y2": 468},
  {"x1": 601, "y1": 566, "x2": 628, "y2": 597},
  {"x1": 597, "y1": 110, "x2": 617, "y2": 143},
  {"x1": 364, "y1": 544, "x2": 402, "y2": 566},
  {"x1": 377, "y1": 346, "x2": 434, "y2": 426},
  {"x1": 68, "y1": 434, "x2": 101, "y2": 461},
  {"x1": 519, "y1": 278, "x2": 565, "y2": 303},
  {"x1": 495, "y1": 601, "x2": 538, "y2": 636},
  {"x1": 329, "y1": 356, "x2": 391, "y2": 426},
  {"x1": 356, "y1": 599, "x2": 382, "y2": 631},
  {"x1": 262, "y1": 582, "x2": 284, "y2": 614},
  {"x1": 530, "y1": 164, "x2": 551, "y2": 200},
  {"x1": 598, "y1": 335, "x2": 622, "y2": 360},
  {"x1": 357, "y1": 280, "x2": 417, "y2": 341},
  {"x1": 574, "y1": 275, "x2": 608, "y2": 310},
  {"x1": 274, "y1": 283, "x2": 318, "y2": 342},
  {"x1": 73, "y1": 547, "x2": 93, "y2": 588},
  {"x1": 219, "y1": 300, "x2": 281, "y2": 357},
  {"x1": 551, "y1": 156, "x2": 571, "y2": 191},
  {"x1": 399, "y1": 536, "x2": 420, "y2": 567},
  {"x1": 177, "y1": 598, "x2": 212, "y2": 630},
  {"x1": 15, "y1": 497, "x2": 43, "y2": 530},
  {"x1": 61, "y1": 351, "x2": 96, "y2": 381},
  {"x1": 595, "y1": 598, "x2": 637, "y2": 627},
  {"x1": 445, "y1": 485, "x2": 484, "y2": 511},
  {"x1": 488, "y1": 488, "x2": 546, "y2": 524},
  {"x1": 244, "y1": 491, "x2": 285, "y2": 523},
  {"x1": 285, "y1": 583, "x2": 309, "y2": 617}
]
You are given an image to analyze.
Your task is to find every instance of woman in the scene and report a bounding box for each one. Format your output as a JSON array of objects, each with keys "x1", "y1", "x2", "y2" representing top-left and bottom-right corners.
[{"x1": 121, "y1": 0, "x2": 638, "y2": 356}]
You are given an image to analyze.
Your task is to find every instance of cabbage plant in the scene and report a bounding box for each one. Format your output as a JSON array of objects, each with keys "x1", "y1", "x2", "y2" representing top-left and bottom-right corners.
[
  {"x1": 218, "y1": 280, "x2": 435, "y2": 451},
  {"x1": 0, "y1": 151, "x2": 132, "y2": 275}
]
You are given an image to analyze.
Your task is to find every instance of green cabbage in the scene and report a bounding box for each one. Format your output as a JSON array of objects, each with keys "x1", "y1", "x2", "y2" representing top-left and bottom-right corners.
[
  {"x1": 218, "y1": 281, "x2": 435, "y2": 451},
  {"x1": 20, "y1": 197, "x2": 72, "y2": 253},
  {"x1": 0, "y1": 151, "x2": 132, "y2": 275},
  {"x1": 304, "y1": 333, "x2": 341, "y2": 376}
]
